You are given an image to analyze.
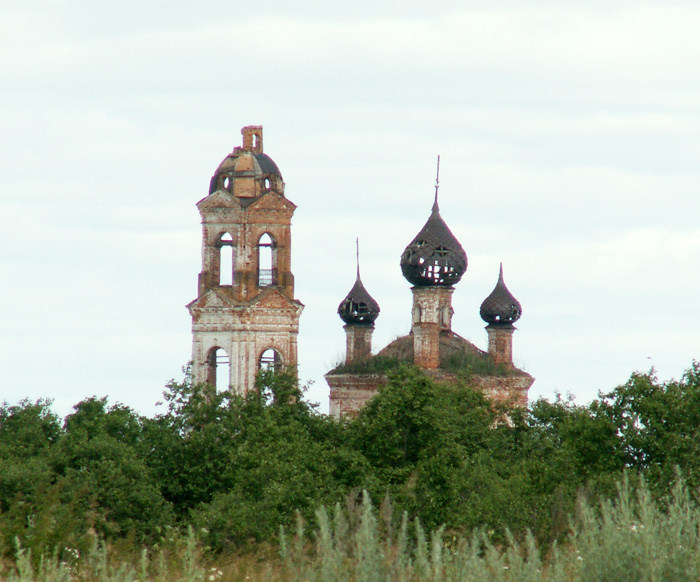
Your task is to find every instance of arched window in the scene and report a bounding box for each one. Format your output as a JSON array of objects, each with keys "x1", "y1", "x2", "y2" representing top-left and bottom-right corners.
[
  {"x1": 206, "y1": 347, "x2": 230, "y2": 392},
  {"x1": 257, "y1": 233, "x2": 276, "y2": 287},
  {"x1": 259, "y1": 348, "x2": 282, "y2": 371},
  {"x1": 217, "y1": 233, "x2": 234, "y2": 286}
]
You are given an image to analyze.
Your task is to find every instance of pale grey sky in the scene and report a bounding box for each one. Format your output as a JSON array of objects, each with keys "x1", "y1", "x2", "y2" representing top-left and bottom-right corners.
[{"x1": 1, "y1": 1, "x2": 699, "y2": 417}]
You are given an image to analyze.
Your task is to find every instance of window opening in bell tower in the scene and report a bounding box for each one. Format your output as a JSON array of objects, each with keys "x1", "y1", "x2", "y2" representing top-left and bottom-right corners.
[
  {"x1": 217, "y1": 233, "x2": 234, "y2": 286},
  {"x1": 259, "y1": 348, "x2": 283, "y2": 371},
  {"x1": 258, "y1": 233, "x2": 275, "y2": 286},
  {"x1": 206, "y1": 347, "x2": 231, "y2": 392}
]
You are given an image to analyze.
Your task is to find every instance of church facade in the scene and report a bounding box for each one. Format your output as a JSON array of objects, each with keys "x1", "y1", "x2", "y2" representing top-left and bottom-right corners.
[{"x1": 188, "y1": 126, "x2": 533, "y2": 413}]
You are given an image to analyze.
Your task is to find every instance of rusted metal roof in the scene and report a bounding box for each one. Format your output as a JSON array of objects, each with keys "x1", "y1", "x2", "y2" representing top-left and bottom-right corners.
[
  {"x1": 338, "y1": 273, "x2": 380, "y2": 325},
  {"x1": 480, "y1": 264, "x2": 522, "y2": 326},
  {"x1": 400, "y1": 199, "x2": 467, "y2": 287}
]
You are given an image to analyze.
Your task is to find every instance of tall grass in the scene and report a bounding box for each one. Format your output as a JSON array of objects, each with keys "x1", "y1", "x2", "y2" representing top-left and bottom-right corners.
[
  {"x1": 327, "y1": 356, "x2": 403, "y2": 375},
  {"x1": 328, "y1": 350, "x2": 510, "y2": 377},
  {"x1": 440, "y1": 350, "x2": 510, "y2": 378},
  {"x1": 278, "y1": 473, "x2": 699, "y2": 581},
  {"x1": 3, "y1": 475, "x2": 698, "y2": 581},
  {"x1": 0, "y1": 527, "x2": 222, "y2": 582}
]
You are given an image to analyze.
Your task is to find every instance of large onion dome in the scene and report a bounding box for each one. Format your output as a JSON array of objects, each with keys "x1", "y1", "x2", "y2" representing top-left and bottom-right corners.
[
  {"x1": 480, "y1": 264, "x2": 522, "y2": 326},
  {"x1": 338, "y1": 248, "x2": 380, "y2": 325},
  {"x1": 400, "y1": 197, "x2": 467, "y2": 287}
]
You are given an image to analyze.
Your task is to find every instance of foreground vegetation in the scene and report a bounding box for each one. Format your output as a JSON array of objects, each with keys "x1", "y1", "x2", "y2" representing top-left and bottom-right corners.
[
  {"x1": 2, "y1": 474, "x2": 698, "y2": 580},
  {"x1": 0, "y1": 362, "x2": 698, "y2": 578}
]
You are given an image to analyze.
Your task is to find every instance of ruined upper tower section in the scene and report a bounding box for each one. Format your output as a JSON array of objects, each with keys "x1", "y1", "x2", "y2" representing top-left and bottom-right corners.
[
  {"x1": 196, "y1": 126, "x2": 297, "y2": 301},
  {"x1": 208, "y1": 125, "x2": 285, "y2": 200}
]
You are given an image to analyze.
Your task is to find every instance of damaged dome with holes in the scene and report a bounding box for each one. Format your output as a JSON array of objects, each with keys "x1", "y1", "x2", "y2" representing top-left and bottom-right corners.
[
  {"x1": 338, "y1": 269, "x2": 380, "y2": 326},
  {"x1": 400, "y1": 198, "x2": 467, "y2": 287}
]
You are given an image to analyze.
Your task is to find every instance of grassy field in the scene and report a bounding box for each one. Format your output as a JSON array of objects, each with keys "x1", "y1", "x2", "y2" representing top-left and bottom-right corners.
[{"x1": 2, "y1": 474, "x2": 697, "y2": 582}]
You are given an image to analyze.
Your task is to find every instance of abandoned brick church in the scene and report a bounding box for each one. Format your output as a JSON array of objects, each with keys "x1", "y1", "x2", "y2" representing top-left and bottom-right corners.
[{"x1": 188, "y1": 125, "x2": 534, "y2": 416}]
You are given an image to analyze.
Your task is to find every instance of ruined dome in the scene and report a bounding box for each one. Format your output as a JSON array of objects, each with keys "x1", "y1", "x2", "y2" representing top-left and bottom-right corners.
[
  {"x1": 208, "y1": 125, "x2": 284, "y2": 196},
  {"x1": 480, "y1": 264, "x2": 522, "y2": 327},
  {"x1": 400, "y1": 198, "x2": 467, "y2": 287},
  {"x1": 338, "y1": 273, "x2": 380, "y2": 325}
]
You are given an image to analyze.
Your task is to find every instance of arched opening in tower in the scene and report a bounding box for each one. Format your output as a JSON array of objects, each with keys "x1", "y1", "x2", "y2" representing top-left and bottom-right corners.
[
  {"x1": 259, "y1": 348, "x2": 283, "y2": 371},
  {"x1": 206, "y1": 347, "x2": 231, "y2": 392},
  {"x1": 258, "y1": 233, "x2": 275, "y2": 287},
  {"x1": 218, "y1": 233, "x2": 234, "y2": 286}
]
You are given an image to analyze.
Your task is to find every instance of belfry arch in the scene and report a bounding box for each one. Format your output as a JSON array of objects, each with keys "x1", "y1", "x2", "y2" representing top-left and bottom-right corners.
[
  {"x1": 205, "y1": 346, "x2": 231, "y2": 392},
  {"x1": 257, "y1": 233, "x2": 276, "y2": 287},
  {"x1": 259, "y1": 347, "x2": 283, "y2": 371},
  {"x1": 217, "y1": 232, "x2": 234, "y2": 286}
]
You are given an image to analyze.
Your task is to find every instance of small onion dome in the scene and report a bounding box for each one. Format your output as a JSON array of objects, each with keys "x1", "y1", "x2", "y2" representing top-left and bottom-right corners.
[
  {"x1": 338, "y1": 273, "x2": 380, "y2": 325},
  {"x1": 480, "y1": 264, "x2": 522, "y2": 326},
  {"x1": 400, "y1": 199, "x2": 467, "y2": 287}
]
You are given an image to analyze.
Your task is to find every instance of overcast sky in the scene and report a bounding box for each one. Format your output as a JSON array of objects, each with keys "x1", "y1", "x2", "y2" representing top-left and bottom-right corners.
[{"x1": 1, "y1": 1, "x2": 699, "y2": 418}]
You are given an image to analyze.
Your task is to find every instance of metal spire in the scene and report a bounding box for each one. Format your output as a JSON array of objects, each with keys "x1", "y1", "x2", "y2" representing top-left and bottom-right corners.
[
  {"x1": 433, "y1": 154, "x2": 440, "y2": 211},
  {"x1": 356, "y1": 237, "x2": 360, "y2": 279}
]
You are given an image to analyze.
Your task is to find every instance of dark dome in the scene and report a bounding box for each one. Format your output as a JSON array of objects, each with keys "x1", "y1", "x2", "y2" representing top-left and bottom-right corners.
[
  {"x1": 338, "y1": 274, "x2": 380, "y2": 325},
  {"x1": 400, "y1": 199, "x2": 467, "y2": 287},
  {"x1": 480, "y1": 264, "x2": 522, "y2": 326},
  {"x1": 207, "y1": 126, "x2": 284, "y2": 197},
  {"x1": 209, "y1": 151, "x2": 282, "y2": 195}
]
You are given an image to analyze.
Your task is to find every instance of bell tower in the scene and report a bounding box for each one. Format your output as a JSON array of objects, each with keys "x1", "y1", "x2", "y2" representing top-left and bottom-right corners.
[{"x1": 187, "y1": 125, "x2": 304, "y2": 393}]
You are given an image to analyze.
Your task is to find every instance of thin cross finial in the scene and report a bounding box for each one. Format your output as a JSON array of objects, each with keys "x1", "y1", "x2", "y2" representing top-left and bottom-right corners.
[
  {"x1": 433, "y1": 154, "x2": 440, "y2": 211},
  {"x1": 356, "y1": 237, "x2": 360, "y2": 279}
]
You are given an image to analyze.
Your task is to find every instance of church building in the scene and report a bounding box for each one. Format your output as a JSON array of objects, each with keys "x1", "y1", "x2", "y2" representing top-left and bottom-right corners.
[
  {"x1": 187, "y1": 125, "x2": 533, "y2": 414},
  {"x1": 325, "y1": 164, "x2": 534, "y2": 417}
]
